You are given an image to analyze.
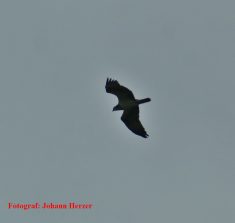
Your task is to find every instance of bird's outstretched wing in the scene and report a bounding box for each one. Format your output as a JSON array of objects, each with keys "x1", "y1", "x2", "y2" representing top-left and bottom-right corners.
[
  {"x1": 105, "y1": 78, "x2": 135, "y2": 101},
  {"x1": 121, "y1": 106, "x2": 149, "y2": 138}
]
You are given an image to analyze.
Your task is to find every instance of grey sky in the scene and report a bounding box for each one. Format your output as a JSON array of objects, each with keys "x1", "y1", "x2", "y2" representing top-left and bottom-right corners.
[{"x1": 0, "y1": 0, "x2": 235, "y2": 222}]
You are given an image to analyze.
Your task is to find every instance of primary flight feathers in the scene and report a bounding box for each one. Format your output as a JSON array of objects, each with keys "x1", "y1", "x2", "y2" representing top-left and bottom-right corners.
[{"x1": 105, "y1": 78, "x2": 151, "y2": 138}]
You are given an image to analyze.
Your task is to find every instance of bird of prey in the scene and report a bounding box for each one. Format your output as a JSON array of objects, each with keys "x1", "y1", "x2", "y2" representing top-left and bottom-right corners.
[{"x1": 105, "y1": 78, "x2": 151, "y2": 138}]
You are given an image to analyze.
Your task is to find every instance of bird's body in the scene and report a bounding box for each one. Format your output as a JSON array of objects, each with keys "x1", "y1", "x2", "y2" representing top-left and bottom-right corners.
[
  {"x1": 116, "y1": 99, "x2": 137, "y2": 110},
  {"x1": 105, "y1": 78, "x2": 151, "y2": 138}
]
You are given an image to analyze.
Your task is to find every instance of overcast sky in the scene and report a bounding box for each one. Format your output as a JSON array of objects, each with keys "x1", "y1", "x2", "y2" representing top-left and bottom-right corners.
[{"x1": 0, "y1": 0, "x2": 235, "y2": 222}]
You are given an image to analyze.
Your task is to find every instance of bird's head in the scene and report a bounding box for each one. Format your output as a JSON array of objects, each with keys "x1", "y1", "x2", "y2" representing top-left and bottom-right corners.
[{"x1": 112, "y1": 105, "x2": 122, "y2": 111}]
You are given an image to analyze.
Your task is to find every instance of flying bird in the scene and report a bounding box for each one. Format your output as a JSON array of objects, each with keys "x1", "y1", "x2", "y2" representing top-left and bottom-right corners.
[{"x1": 105, "y1": 78, "x2": 151, "y2": 138}]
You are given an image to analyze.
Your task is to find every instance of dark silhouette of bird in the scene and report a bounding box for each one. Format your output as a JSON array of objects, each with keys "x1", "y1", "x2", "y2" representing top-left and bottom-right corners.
[{"x1": 105, "y1": 78, "x2": 151, "y2": 138}]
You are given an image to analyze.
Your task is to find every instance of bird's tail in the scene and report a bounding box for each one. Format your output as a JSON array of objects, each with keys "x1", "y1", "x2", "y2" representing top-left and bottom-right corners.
[{"x1": 137, "y1": 98, "x2": 151, "y2": 104}]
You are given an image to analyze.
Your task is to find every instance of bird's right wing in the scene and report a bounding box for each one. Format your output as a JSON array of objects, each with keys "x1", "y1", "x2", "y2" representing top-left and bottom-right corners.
[
  {"x1": 105, "y1": 78, "x2": 135, "y2": 101},
  {"x1": 121, "y1": 107, "x2": 149, "y2": 138}
]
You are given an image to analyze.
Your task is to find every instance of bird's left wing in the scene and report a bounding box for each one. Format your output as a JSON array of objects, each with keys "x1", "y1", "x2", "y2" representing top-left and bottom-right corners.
[
  {"x1": 121, "y1": 107, "x2": 149, "y2": 138},
  {"x1": 105, "y1": 78, "x2": 135, "y2": 102}
]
